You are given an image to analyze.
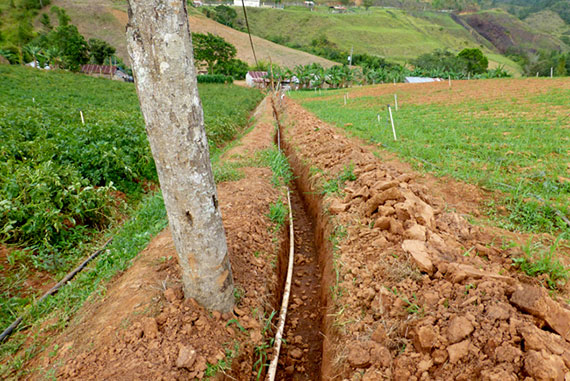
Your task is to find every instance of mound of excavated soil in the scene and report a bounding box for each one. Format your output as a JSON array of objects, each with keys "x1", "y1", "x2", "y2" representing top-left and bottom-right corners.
[{"x1": 280, "y1": 97, "x2": 570, "y2": 380}]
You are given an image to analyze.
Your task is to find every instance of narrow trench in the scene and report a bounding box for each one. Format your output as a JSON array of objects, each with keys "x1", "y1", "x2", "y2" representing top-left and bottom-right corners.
[{"x1": 275, "y1": 182, "x2": 324, "y2": 380}]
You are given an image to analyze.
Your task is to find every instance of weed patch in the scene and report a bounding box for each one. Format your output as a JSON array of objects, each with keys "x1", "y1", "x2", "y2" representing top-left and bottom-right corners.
[{"x1": 512, "y1": 237, "x2": 569, "y2": 289}]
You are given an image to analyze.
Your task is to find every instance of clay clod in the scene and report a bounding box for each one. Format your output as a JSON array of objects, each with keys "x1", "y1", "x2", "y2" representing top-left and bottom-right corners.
[
  {"x1": 511, "y1": 284, "x2": 570, "y2": 342},
  {"x1": 402, "y1": 240, "x2": 434, "y2": 275}
]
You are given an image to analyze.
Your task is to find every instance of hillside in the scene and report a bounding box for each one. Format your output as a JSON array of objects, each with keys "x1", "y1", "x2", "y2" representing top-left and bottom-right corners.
[
  {"x1": 50, "y1": 0, "x2": 335, "y2": 68},
  {"x1": 460, "y1": 8, "x2": 569, "y2": 54},
  {"x1": 233, "y1": 6, "x2": 522, "y2": 74}
]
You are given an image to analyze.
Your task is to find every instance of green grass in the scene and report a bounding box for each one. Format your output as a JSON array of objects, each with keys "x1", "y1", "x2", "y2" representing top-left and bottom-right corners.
[
  {"x1": 235, "y1": 6, "x2": 521, "y2": 74},
  {"x1": 291, "y1": 79, "x2": 570, "y2": 235},
  {"x1": 512, "y1": 237, "x2": 569, "y2": 289},
  {"x1": 321, "y1": 164, "x2": 357, "y2": 195},
  {"x1": 267, "y1": 200, "x2": 287, "y2": 231}
]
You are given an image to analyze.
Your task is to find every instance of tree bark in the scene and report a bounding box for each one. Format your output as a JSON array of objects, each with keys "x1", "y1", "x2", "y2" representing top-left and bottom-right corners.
[{"x1": 126, "y1": 0, "x2": 234, "y2": 312}]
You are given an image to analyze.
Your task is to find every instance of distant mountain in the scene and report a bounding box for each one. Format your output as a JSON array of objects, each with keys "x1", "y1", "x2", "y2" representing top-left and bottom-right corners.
[{"x1": 488, "y1": 0, "x2": 570, "y2": 25}]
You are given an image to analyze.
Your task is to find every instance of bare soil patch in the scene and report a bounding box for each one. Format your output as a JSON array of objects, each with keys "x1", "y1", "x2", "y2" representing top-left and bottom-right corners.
[
  {"x1": 312, "y1": 78, "x2": 570, "y2": 107},
  {"x1": 276, "y1": 184, "x2": 324, "y2": 380}
]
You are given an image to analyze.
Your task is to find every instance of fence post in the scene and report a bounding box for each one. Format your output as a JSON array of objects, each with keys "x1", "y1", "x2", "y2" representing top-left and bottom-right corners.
[{"x1": 388, "y1": 105, "x2": 397, "y2": 141}]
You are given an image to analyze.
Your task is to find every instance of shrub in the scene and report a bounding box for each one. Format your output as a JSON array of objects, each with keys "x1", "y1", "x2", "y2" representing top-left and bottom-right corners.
[{"x1": 197, "y1": 74, "x2": 233, "y2": 84}]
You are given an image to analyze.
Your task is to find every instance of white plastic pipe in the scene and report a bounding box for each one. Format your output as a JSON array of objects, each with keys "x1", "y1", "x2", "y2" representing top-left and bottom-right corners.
[
  {"x1": 266, "y1": 187, "x2": 295, "y2": 381},
  {"x1": 266, "y1": 95, "x2": 296, "y2": 381},
  {"x1": 394, "y1": 94, "x2": 398, "y2": 111}
]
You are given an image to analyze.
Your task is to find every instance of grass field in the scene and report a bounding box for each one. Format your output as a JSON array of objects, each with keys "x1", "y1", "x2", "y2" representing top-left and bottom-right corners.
[
  {"x1": 0, "y1": 64, "x2": 263, "y2": 370},
  {"x1": 290, "y1": 78, "x2": 570, "y2": 235},
  {"x1": 235, "y1": 6, "x2": 522, "y2": 74}
]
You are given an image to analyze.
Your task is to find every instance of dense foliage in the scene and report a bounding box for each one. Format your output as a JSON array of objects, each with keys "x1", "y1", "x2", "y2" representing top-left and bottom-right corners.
[
  {"x1": 268, "y1": 50, "x2": 508, "y2": 90},
  {"x1": 197, "y1": 74, "x2": 233, "y2": 83},
  {"x1": 507, "y1": 48, "x2": 570, "y2": 77},
  {"x1": 0, "y1": 5, "x2": 120, "y2": 71},
  {"x1": 0, "y1": 65, "x2": 263, "y2": 270},
  {"x1": 412, "y1": 48, "x2": 489, "y2": 76},
  {"x1": 191, "y1": 32, "x2": 249, "y2": 79},
  {"x1": 201, "y1": 4, "x2": 238, "y2": 28}
]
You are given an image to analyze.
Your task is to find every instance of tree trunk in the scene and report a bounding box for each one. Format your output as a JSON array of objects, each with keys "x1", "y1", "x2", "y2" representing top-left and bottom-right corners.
[{"x1": 126, "y1": 0, "x2": 234, "y2": 312}]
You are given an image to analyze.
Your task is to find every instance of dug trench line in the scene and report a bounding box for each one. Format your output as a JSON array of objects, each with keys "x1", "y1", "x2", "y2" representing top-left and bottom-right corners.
[
  {"x1": 274, "y1": 183, "x2": 324, "y2": 380},
  {"x1": 267, "y1": 92, "x2": 345, "y2": 381}
]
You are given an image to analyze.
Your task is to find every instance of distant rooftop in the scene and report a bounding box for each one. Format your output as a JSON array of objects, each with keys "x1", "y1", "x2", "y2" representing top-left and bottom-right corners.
[{"x1": 405, "y1": 77, "x2": 443, "y2": 83}]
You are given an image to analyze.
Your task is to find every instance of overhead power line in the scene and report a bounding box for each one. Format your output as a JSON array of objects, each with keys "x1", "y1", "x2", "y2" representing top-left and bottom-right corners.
[{"x1": 241, "y1": 0, "x2": 258, "y2": 67}]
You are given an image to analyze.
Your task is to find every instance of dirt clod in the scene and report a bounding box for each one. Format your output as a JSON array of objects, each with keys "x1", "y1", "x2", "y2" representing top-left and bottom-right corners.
[
  {"x1": 524, "y1": 350, "x2": 566, "y2": 381},
  {"x1": 141, "y1": 317, "x2": 159, "y2": 339},
  {"x1": 447, "y1": 339, "x2": 470, "y2": 363},
  {"x1": 175, "y1": 345, "x2": 197, "y2": 369},
  {"x1": 347, "y1": 343, "x2": 371, "y2": 368},
  {"x1": 447, "y1": 316, "x2": 474, "y2": 343}
]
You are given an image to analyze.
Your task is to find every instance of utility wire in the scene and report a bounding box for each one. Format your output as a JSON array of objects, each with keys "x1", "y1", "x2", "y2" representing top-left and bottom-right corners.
[{"x1": 241, "y1": 0, "x2": 258, "y2": 67}]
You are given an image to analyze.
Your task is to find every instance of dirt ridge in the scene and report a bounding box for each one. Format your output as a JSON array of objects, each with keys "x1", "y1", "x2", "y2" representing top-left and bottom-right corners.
[{"x1": 280, "y1": 97, "x2": 570, "y2": 380}]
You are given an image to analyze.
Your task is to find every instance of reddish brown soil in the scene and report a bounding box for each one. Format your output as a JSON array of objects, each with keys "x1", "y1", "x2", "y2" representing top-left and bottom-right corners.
[
  {"x1": 0, "y1": 245, "x2": 54, "y2": 299},
  {"x1": 309, "y1": 78, "x2": 570, "y2": 108},
  {"x1": 279, "y1": 97, "x2": 570, "y2": 380},
  {"x1": 276, "y1": 185, "x2": 323, "y2": 380}
]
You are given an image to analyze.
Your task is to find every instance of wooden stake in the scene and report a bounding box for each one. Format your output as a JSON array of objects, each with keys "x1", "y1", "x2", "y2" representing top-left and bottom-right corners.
[
  {"x1": 388, "y1": 105, "x2": 397, "y2": 141},
  {"x1": 394, "y1": 94, "x2": 398, "y2": 111},
  {"x1": 448, "y1": 75, "x2": 451, "y2": 88}
]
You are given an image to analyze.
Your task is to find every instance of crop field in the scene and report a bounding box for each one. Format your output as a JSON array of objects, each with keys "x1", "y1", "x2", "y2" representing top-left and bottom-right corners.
[
  {"x1": 290, "y1": 78, "x2": 570, "y2": 235},
  {"x1": 0, "y1": 65, "x2": 263, "y2": 351}
]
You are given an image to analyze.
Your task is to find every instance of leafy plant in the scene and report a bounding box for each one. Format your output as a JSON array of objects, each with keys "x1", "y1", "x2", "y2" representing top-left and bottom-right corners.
[
  {"x1": 321, "y1": 164, "x2": 356, "y2": 195},
  {"x1": 512, "y1": 237, "x2": 569, "y2": 289},
  {"x1": 267, "y1": 200, "x2": 287, "y2": 231},
  {"x1": 253, "y1": 310, "x2": 277, "y2": 380},
  {"x1": 263, "y1": 146, "x2": 293, "y2": 188}
]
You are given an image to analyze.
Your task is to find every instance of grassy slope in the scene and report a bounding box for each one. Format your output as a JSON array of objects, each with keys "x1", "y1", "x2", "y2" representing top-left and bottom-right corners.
[
  {"x1": 290, "y1": 78, "x2": 570, "y2": 234},
  {"x1": 235, "y1": 6, "x2": 522, "y2": 74},
  {"x1": 524, "y1": 10, "x2": 568, "y2": 36},
  {"x1": 460, "y1": 9, "x2": 569, "y2": 54},
  {"x1": 49, "y1": 0, "x2": 335, "y2": 68}
]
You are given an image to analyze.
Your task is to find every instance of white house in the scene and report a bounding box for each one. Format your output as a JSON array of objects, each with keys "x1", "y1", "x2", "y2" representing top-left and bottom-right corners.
[
  {"x1": 246, "y1": 71, "x2": 267, "y2": 87},
  {"x1": 233, "y1": 0, "x2": 260, "y2": 7}
]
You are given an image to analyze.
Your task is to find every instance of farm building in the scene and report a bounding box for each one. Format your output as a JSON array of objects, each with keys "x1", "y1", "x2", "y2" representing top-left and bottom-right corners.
[
  {"x1": 81, "y1": 64, "x2": 133, "y2": 82},
  {"x1": 246, "y1": 71, "x2": 298, "y2": 90},
  {"x1": 233, "y1": 0, "x2": 260, "y2": 7},
  {"x1": 246, "y1": 71, "x2": 268, "y2": 87},
  {"x1": 405, "y1": 76, "x2": 443, "y2": 83}
]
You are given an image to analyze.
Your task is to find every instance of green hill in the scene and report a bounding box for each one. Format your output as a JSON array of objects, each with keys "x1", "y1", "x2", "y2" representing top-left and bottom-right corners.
[
  {"x1": 234, "y1": 6, "x2": 522, "y2": 74},
  {"x1": 460, "y1": 9, "x2": 569, "y2": 55}
]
